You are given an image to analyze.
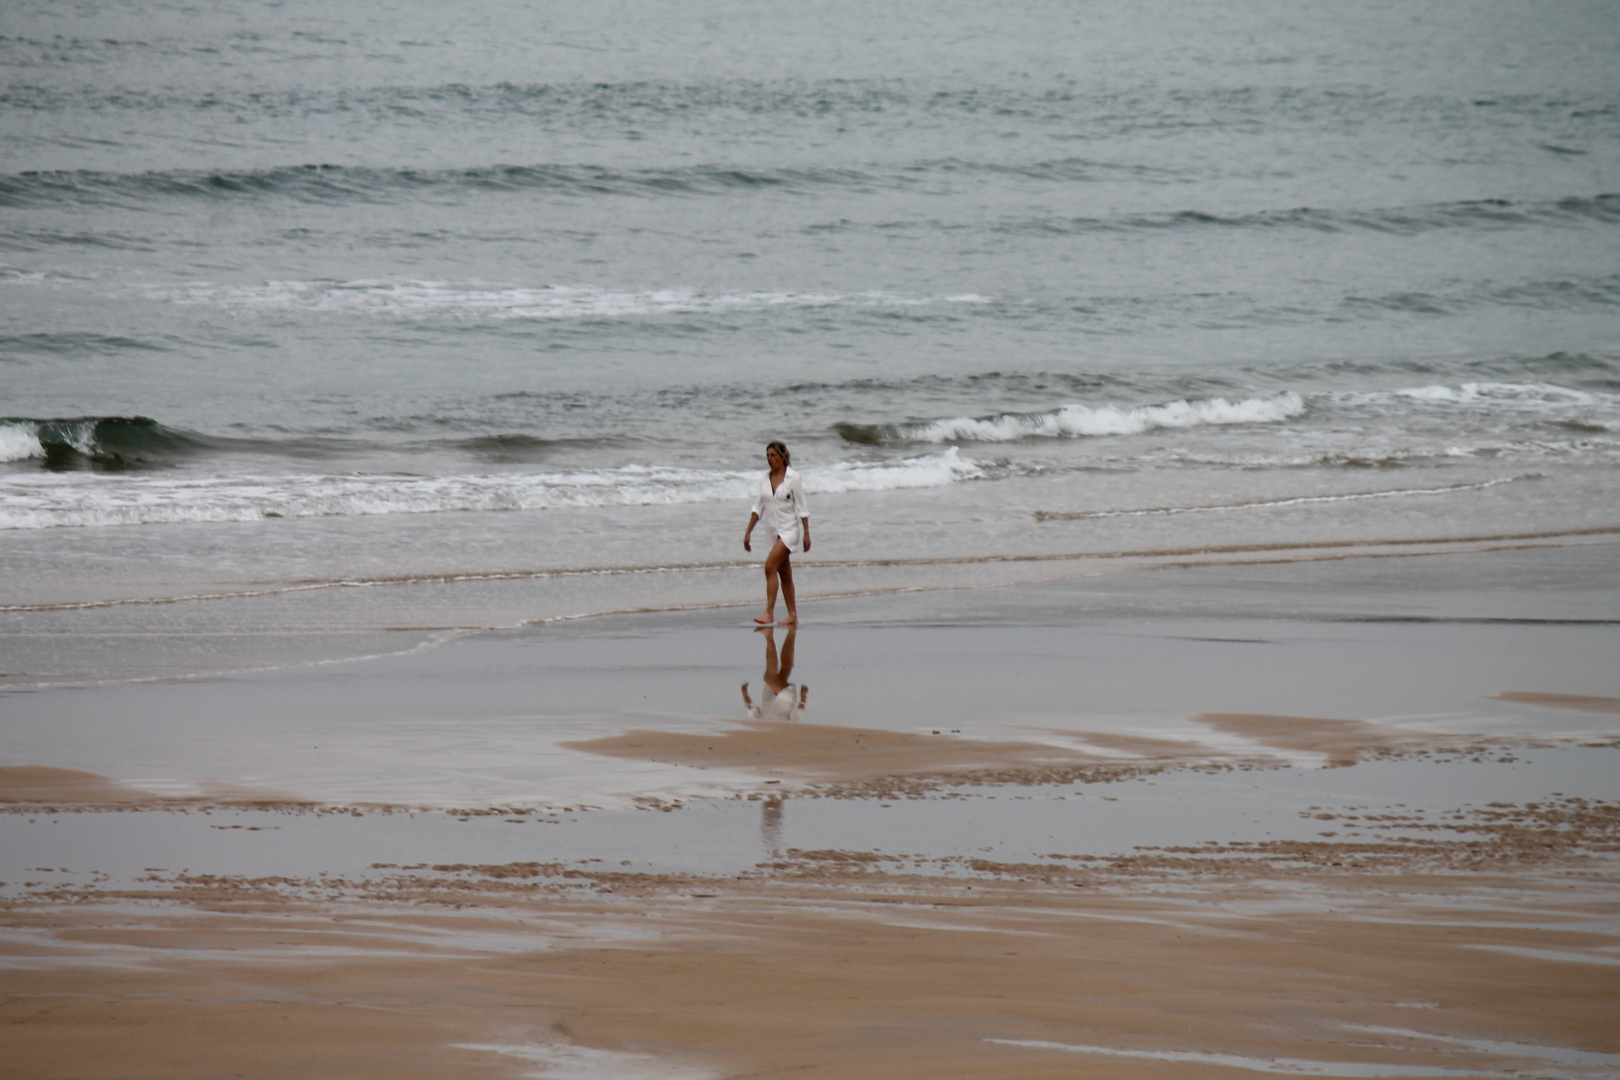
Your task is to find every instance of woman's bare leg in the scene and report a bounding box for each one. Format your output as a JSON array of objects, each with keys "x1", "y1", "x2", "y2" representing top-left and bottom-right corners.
[
  {"x1": 756, "y1": 567, "x2": 778, "y2": 622},
  {"x1": 777, "y1": 551, "x2": 798, "y2": 625},
  {"x1": 758, "y1": 538, "x2": 791, "y2": 623},
  {"x1": 777, "y1": 625, "x2": 797, "y2": 678},
  {"x1": 760, "y1": 627, "x2": 784, "y2": 693}
]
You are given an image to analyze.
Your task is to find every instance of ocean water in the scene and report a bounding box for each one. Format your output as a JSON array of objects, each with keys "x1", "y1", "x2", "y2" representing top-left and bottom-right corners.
[{"x1": 3, "y1": 0, "x2": 1620, "y2": 682}]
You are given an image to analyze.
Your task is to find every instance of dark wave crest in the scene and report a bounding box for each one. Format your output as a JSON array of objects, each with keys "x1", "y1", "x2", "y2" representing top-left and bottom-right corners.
[
  {"x1": 986, "y1": 195, "x2": 1620, "y2": 238},
  {"x1": 0, "y1": 414, "x2": 641, "y2": 470},
  {"x1": 0, "y1": 229, "x2": 156, "y2": 253},
  {"x1": 1266, "y1": 352, "x2": 1620, "y2": 392},
  {"x1": 780, "y1": 369, "x2": 1256, "y2": 404},
  {"x1": 4, "y1": 161, "x2": 1615, "y2": 244},
  {"x1": 1487, "y1": 352, "x2": 1620, "y2": 392},
  {"x1": 1340, "y1": 275, "x2": 1620, "y2": 318},
  {"x1": 0, "y1": 163, "x2": 862, "y2": 209},
  {"x1": 5, "y1": 77, "x2": 1608, "y2": 136},
  {"x1": 1, "y1": 416, "x2": 209, "y2": 470},
  {"x1": 439, "y1": 433, "x2": 626, "y2": 463},
  {"x1": 0, "y1": 332, "x2": 170, "y2": 355}
]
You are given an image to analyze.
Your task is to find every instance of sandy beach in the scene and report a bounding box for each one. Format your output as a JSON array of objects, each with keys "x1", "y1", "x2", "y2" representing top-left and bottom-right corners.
[
  {"x1": 4, "y1": 542, "x2": 1618, "y2": 1079},
  {"x1": 7, "y1": 0, "x2": 1620, "y2": 1074}
]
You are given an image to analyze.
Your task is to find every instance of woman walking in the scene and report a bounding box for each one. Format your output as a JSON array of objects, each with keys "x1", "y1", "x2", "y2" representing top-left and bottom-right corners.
[{"x1": 743, "y1": 440, "x2": 810, "y2": 625}]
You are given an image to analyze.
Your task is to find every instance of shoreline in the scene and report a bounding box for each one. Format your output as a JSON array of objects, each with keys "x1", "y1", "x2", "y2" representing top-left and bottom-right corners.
[{"x1": 6, "y1": 526, "x2": 1618, "y2": 693}]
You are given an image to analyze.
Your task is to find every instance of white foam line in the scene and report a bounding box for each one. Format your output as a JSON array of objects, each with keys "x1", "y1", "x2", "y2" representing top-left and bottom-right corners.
[
  {"x1": 155, "y1": 279, "x2": 990, "y2": 322},
  {"x1": 986, "y1": 1039, "x2": 1484, "y2": 1077},
  {"x1": 890, "y1": 392, "x2": 1308, "y2": 443},
  {"x1": 1344, "y1": 1026, "x2": 1620, "y2": 1068},
  {"x1": 1462, "y1": 944, "x2": 1620, "y2": 967},
  {"x1": 7, "y1": 628, "x2": 475, "y2": 692},
  {"x1": 0, "y1": 579, "x2": 383, "y2": 614},
  {"x1": 456, "y1": 1042, "x2": 715, "y2": 1080},
  {"x1": 0, "y1": 562, "x2": 748, "y2": 613},
  {"x1": 1038, "y1": 478, "x2": 1521, "y2": 521}
]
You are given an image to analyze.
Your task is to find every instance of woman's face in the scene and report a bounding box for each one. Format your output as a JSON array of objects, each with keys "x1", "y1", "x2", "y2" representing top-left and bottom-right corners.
[{"x1": 765, "y1": 447, "x2": 785, "y2": 470}]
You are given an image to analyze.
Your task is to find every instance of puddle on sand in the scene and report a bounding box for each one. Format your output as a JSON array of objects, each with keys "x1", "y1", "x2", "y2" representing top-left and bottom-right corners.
[{"x1": 2, "y1": 745, "x2": 1615, "y2": 899}]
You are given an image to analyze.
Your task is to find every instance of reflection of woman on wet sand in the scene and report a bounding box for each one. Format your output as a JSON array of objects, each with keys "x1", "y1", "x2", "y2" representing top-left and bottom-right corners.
[
  {"x1": 743, "y1": 440, "x2": 809, "y2": 626},
  {"x1": 741, "y1": 625, "x2": 807, "y2": 722}
]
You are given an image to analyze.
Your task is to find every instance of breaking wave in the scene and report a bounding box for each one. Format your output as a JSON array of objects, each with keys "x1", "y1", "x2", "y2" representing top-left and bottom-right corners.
[
  {"x1": 0, "y1": 416, "x2": 207, "y2": 469},
  {"x1": 837, "y1": 392, "x2": 1306, "y2": 444}
]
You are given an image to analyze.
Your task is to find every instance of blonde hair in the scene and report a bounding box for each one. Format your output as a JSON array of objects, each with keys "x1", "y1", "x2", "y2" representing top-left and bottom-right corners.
[{"x1": 766, "y1": 440, "x2": 790, "y2": 466}]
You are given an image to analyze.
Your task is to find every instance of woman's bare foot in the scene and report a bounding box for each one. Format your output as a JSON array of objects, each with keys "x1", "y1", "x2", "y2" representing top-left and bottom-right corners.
[
  {"x1": 753, "y1": 613, "x2": 775, "y2": 624},
  {"x1": 776, "y1": 615, "x2": 798, "y2": 626}
]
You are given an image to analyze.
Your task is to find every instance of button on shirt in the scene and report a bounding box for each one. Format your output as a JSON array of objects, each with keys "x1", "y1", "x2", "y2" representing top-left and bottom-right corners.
[{"x1": 752, "y1": 467, "x2": 809, "y2": 551}]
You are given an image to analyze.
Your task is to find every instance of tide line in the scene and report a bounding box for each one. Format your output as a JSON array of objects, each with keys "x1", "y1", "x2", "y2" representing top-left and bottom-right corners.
[
  {"x1": 0, "y1": 562, "x2": 744, "y2": 614},
  {"x1": 5, "y1": 525, "x2": 1618, "y2": 615},
  {"x1": 1034, "y1": 478, "x2": 1522, "y2": 521},
  {"x1": 986, "y1": 1039, "x2": 1483, "y2": 1077}
]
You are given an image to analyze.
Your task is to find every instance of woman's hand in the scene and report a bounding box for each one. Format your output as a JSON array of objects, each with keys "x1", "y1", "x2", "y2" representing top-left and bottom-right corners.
[
  {"x1": 801, "y1": 521, "x2": 810, "y2": 553},
  {"x1": 743, "y1": 532, "x2": 752, "y2": 552}
]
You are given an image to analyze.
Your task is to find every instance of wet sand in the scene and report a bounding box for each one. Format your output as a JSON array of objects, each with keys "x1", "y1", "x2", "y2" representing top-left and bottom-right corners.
[
  {"x1": 565, "y1": 716, "x2": 1107, "y2": 784},
  {"x1": 3, "y1": 544, "x2": 1619, "y2": 1078},
  {"x1": 0, "y1": 765, "x2": 156, "y2": 805},
  {"x1": 5, "y1": 846, "x2": 1619, "y2": 1079}
]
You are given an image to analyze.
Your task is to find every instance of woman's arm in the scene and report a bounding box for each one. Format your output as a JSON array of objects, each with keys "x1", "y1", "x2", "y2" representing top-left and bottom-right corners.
[
  {"x1": 744, "y1": 475, "x2": 768, "y2": 551},
  {"x1": 793, "y1": 473, "x2": 809, "y2": 551}
]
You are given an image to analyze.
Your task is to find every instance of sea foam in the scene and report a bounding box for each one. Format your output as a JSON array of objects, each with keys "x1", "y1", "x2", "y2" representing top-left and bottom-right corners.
[
  {"x1": 0, "y1": 422, "x2": 44, "y2": 463},
  {"x1": 0, "y1": 450, "x2": 981, "y2": 529},
  {"x1": 153, "y1": 279, "x2": 993, "y2": 320},
  {"x1": 839, "y1": 392, "x2": 1306, "y2": 444},
  {"x1": 1383, "y1": 381, "x2": 1612, "y2": 406}
]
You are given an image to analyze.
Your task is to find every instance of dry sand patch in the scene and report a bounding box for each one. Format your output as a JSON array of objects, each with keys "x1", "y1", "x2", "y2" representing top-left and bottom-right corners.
[
  {"x1": 0, "y1": 766, "x2": 321, "y2": 812},
  {"x1": 565, "y1": 711, "x2": 1601, "y2": 797},
  {"x1": 0, "y1": 766, "x2": 156, "y2": 805},
  {"x1": 1493, "y1": 691, "x2": 1620, "y2": 715},
  {"x1": 1186, "y1": 713, "x2": 1518, "y2": 767},
  {"x1": 564, "y1": 718, "x2": 1104, "y2": 783}
]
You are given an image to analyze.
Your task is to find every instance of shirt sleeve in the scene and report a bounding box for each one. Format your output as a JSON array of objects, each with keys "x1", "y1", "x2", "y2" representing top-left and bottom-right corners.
[
  {"x1": 791, "y1": 472, "x2": 808, "y2": 519},
  {"x1": 750, "y1": 477, "x2": 766, "y2": 520}
]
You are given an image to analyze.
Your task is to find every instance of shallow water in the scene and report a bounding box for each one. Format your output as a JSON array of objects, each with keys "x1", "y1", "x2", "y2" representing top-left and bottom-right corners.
[
  {"x1": 3, "y1": 548, "x2": 1616, "y2": 807},
  {"x1": 3, "y1": 744, "x2": 1614, "y2": 902},
  {"x1": 4, "y1": 547, "x2": 1617, "y2": 900}
]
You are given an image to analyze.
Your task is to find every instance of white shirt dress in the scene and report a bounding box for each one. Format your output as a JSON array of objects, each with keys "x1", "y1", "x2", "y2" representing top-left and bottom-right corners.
[
  {"x1": 746, "y1": 684, "x2": 805, "y2": 723},
  {"x1": 752, "y1": 467, "x2": 809, "y2": 552}
]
